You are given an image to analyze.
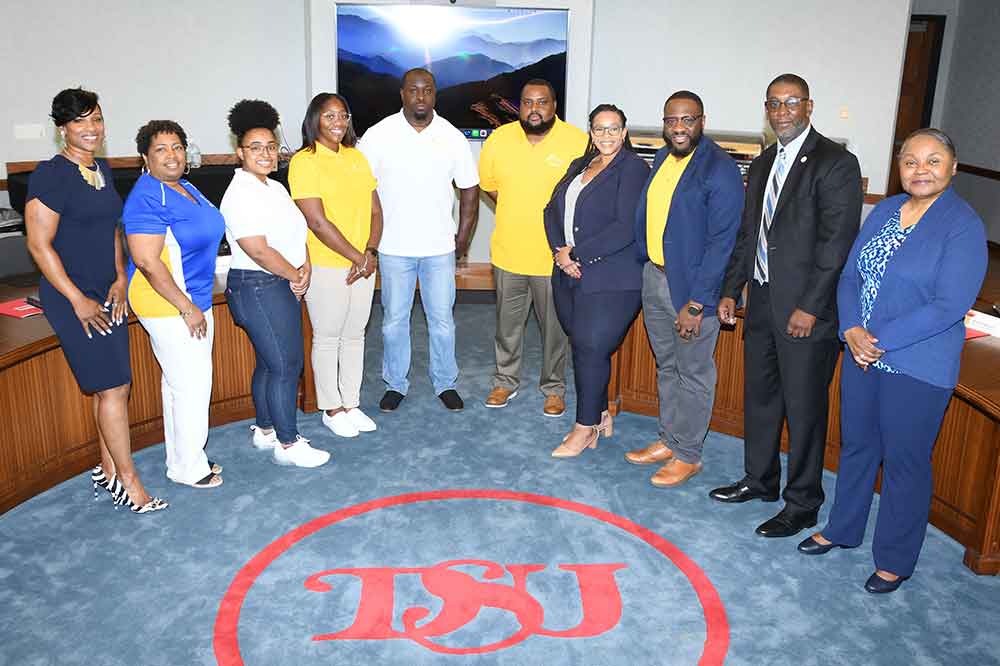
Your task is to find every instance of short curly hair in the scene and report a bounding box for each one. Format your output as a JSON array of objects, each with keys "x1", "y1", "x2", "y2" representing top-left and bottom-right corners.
[
  {"x1": 227, "y1": 99, "x2": 280, "y2": 145},
  {"x1": 50, "y1": 87, "x2": 99, "y2": 126},
  {"x1": 135, "y1": 120, "x2": 188, "y2": 156}
]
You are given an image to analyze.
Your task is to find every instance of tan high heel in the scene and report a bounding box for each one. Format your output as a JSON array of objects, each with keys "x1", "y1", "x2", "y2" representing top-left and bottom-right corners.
[
  {"x1": 552, "y1": 422, "x2": 603, "y2": 458},
  {"x1": 599, "y1": 410, "x2": 613, "y2": 437}
]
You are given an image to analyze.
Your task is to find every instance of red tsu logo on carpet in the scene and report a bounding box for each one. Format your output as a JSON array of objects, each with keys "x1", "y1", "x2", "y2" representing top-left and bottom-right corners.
[
  {"x1": 213, "y1": 489, "x2": 729, "y2": 665},
  {"x1": 305, "y1": 559, "x2": 627, "y2": 653}
]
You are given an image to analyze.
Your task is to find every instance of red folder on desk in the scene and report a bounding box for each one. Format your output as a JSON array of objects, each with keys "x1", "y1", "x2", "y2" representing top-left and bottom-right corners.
[{"x1": 0, "y1": 298, "x2": 43, "y2": 319}]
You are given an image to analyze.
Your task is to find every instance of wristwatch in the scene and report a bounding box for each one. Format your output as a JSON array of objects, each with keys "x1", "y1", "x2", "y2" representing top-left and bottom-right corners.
[{"x1": 686, "y1": 303, "x2": 704, "y2": 316}]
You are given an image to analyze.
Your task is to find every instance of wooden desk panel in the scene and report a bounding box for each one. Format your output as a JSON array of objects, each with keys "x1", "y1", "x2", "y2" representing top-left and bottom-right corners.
[{"x1": 0, "y1": 290, "x2": 259, "y2": 514}]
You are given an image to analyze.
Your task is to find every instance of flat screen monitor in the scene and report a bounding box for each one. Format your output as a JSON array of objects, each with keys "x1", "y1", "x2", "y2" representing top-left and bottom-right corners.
[{"x1": 336, "y1": 4, "x2": 569, "y2": 139}]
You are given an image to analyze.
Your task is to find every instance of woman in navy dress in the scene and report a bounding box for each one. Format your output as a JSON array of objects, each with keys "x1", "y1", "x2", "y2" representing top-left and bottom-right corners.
[{"x1": 25, "y1": 88, "x2": 166, "y2": 514}]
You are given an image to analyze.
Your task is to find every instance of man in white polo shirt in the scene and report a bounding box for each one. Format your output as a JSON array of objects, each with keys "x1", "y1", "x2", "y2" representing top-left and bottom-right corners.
[{"x1": 359, "y1": 68, "x2": 480, "y2": 412}]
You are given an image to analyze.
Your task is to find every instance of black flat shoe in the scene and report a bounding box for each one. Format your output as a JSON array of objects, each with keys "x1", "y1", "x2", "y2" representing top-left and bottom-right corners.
[
  {"x1": 379, "y1": 390, "x2": 405, "y2": 412},
  {"x1": 438, "y1": 389, "x2": 464, "y2": 411},
  {"x1": 864, "y1": 572, "x2": 909, "y2": 594},
  {"x1": 755, "y1": 509, "x2": 817, "y2": 538},
  {"x1": 709, "y1": 480, "x2": 779, "y2": 503},
  {"x1": 797, "y1": 535, "x2": 845, "y2": 555}
]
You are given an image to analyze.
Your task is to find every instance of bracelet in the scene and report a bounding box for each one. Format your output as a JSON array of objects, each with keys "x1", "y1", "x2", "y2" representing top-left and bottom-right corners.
[
  {"x1": 179, "y1": 309, "x2": 194, "y2": 319},
  {"x1": 365, "y1": 246, "x2": 378, "y2": 256}
]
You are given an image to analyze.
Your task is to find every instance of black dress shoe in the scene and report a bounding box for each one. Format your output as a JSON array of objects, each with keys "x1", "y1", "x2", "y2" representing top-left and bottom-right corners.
[
  {"x1": 864, "y1": 572, "x2": 909, "y2": 594},
  {"x1": 755, "y1": 509, "x2": 817, "y2": 538},
  {"x1": 438, "y1": 389, "x2": 464, "y2": 411},
  {"x1": 379, "y1": 390, "x2": 405, "y2": 412},
  {"x1": 797, "y1": 535, "x2": 841, "y2": 555},
  {"x1": 708, "y1": 480, "x2": 780, "y2": 504}
]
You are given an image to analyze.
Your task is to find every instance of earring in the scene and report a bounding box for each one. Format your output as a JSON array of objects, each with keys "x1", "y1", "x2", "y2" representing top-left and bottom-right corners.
[
  {"x1": 184, "y1": 163, "x2": 191, "y2": 175},
  {"x1": 140, "y1": 160, "x2": 149, "y2": 175}
]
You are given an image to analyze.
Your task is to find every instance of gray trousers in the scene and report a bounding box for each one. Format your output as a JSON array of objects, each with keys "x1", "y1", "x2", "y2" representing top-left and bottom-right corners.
[
  {"x1": 492, "y1": 266, "x2": 568, "y2": 397},
  {"x1": 642, "y1": 261, "x2": 721, "y2": 463}
]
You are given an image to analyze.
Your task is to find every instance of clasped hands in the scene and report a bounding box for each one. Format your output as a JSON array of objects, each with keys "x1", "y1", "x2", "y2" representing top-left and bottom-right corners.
[
  {"x1": 73, "y1": 277, "x2": 129, "y2": 339},
  {"x1": 844, "y1": 326, "x2": 884, "y2": 370},
  {"x1": 554, "y1": 246, "x2": 581, "y2": 279},
  {"x1": 346, "y1": 252, "x2": 375, "y2": 286},
  {"x1": 291, "y1": 263, "x2": 312, "y2": 297}
]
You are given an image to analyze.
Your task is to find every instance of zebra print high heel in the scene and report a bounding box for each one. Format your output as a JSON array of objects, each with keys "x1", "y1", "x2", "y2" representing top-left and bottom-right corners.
[
  {"x1": 108, "y1": 476, "x2": 168, "y2": 514},
  {"x1": 91, "y1": 466, "x2": 113, "y2": 500}
]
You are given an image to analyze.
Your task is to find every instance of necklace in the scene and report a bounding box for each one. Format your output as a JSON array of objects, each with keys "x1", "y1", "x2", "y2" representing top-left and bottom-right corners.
[{"x1": 62, "y1": 150, "x2": 105, "y2": 191}]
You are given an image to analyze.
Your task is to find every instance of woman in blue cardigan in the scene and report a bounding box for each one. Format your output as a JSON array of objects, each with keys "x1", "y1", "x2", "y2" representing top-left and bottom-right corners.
[
  {"x1": 797, "y1": 129, "x2": 988, "y2": 593},
  {"x1": 543, "y1": 103, "x2": 650, "y2": 457}
]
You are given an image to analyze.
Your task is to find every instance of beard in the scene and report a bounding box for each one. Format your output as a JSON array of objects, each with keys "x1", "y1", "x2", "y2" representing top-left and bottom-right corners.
[
  {"x1": 663, "y1": 128, "x2": 703, "y2": 157},
  {"x1": 521, "y1": 115, "x2": 556, "y2": 135}
]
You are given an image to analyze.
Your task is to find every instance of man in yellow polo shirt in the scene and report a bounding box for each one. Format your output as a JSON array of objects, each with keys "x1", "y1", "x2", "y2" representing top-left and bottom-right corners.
[
  {"x1": 478, "y1": 79, "x2": 588, "y2": 416},
  {"x1": 627, "y1": 90, "x2": 745, "y2": 487}
]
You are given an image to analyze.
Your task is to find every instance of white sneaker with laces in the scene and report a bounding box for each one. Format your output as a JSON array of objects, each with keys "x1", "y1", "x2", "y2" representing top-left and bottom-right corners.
[
  {"x1": 345, "y1": 408, "x2": 377, "y2": 432},
  {"x1": 273, "y1": 436, "x2": 330, "y2": 468},
  {"x1": 322, "y1": 410, "x2": 360, "y2": 437},
  {"x1": 250, "y1": 425, "x2": 278, "y2": 450}
]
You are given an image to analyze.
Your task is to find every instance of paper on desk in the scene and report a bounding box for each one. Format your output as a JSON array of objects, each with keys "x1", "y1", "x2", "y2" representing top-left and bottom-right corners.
[{"x1": 965, "y1": 310, "x2": 1000, "y2": 339}]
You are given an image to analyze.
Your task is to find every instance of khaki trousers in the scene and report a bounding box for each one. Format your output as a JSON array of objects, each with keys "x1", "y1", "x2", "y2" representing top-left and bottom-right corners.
[
  {"x1": 304, "y1": 265, "x2": 375, "y2": 410},
  {"x1": 492, "y1": 266, "x2": 567, "y2": 397}
]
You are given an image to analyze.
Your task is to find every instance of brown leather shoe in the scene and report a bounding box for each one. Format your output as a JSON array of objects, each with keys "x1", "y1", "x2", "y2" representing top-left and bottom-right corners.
[
  {"x1": 484, "y1": 387, "x2": 517, "y2": 408},
  {"x1": 542, "y1": 394, "x2": 565, "y2": 417},
  {"x1": 625, "y1": 441, "x2": 674, "y2": 465},
  {"x1": 650, "y1": 459, "x2": 703, "y2": 487}
]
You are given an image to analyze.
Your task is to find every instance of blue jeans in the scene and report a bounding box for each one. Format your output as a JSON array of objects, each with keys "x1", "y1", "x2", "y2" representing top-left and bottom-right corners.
[
  {"x1": 226, "y1": 269, "x2": 304, "y2": 444},
  {"x1": 378, "y1": 252, "x2": 458, "y2": 395}
]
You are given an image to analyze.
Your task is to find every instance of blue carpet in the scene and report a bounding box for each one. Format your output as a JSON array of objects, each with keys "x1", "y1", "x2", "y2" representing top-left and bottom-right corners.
[{"x1": 1, "y1": 303, "x2": 998, "y2": 666}]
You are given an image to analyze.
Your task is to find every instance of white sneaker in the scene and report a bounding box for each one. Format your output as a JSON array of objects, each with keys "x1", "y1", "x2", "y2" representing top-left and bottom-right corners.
[
  {"x1": 344, "y1": 408, "x2": 377, "y2": 432},
  {"x1": 273, "y1": 436, "x2": 330, "y2": 468},
  {"x1": 322, "y1": 411, "x2": 359, "y2": 438},
  {"x1": 250, "y1": 425, "x2": 278, "y2": 450}
]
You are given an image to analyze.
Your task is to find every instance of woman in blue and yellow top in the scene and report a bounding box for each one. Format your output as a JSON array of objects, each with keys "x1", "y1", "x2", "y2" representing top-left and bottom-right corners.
[
  {"x1": 123, "y1": 120, "x2": 226, "y2": 489},
  {"x1": 25, "y1": 88, "x2": 166, "y2": 514},
  {"x1": 797, "y1": 129, "x2": 988, "y2": 593}
]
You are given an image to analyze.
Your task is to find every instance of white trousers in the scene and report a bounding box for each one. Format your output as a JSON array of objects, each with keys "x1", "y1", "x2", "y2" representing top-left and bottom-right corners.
[{"x1": 138, "y1": 310, "x2": 214, "y2": 485}]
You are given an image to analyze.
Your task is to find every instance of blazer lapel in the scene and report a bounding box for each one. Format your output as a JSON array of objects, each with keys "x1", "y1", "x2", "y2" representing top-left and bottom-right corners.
[
  {"x1": 575, "y1": 149, "x2": 628, "y2": 208},
  {"x1": 771, "y1": 127, "x2": 819, "y2": 221}
]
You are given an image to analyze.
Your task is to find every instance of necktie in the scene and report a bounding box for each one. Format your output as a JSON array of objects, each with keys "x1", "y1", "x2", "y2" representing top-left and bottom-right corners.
[{"x1": 754, "y1": 147, "x2": 786, "y2": 285}]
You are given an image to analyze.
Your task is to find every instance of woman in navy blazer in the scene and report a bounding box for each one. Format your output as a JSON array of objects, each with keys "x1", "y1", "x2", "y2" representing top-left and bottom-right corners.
[
  {"x1": 543, "y1": 103, "x2": 650, "y2": 457},
  {"x1": 797, "y1": 129, "x2": 988, "y2": 593}
]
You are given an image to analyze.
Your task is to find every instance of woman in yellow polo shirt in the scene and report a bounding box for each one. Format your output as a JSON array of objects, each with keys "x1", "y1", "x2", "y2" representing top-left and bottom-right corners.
[{"x1": 289, "y1": 93, "x2": 383, "y2": 438}]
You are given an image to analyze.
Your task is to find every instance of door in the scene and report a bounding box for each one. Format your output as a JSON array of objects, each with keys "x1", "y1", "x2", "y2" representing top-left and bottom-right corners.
[{"x1": 887, "y1": 15, "x2": 946, "y2": 196}]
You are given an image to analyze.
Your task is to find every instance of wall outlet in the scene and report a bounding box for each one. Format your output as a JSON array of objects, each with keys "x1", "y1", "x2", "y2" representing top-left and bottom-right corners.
[{"x1": 14, "y1": 123, "x2": 46, "y2": 140}]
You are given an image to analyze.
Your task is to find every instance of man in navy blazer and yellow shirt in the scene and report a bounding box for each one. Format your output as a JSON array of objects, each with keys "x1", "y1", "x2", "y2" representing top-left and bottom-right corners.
[
  {"x1": 628, "y1": 91, "x2": 744, "y2": 487},
  {"x1": 711, "y1": 74, "x2": 863, "y2": 538}
]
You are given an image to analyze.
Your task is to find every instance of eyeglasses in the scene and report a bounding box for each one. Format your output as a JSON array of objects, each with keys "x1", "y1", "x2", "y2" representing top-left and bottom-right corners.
[
  {"x1": 321, "y1": 112, "x2": 351, "y2": 122},
  {"x1": 241, "y1": 142, "x2": 279, "y2": 156},
  {"x1": 591, "y1": 125, "x2": 624, "y2": 137},
  {"x1": 662, "y1": 114, "x2": 703, "y2": 129},
  {"x1": 765, "y1": 97, "x2": 809, "y2": 111}
]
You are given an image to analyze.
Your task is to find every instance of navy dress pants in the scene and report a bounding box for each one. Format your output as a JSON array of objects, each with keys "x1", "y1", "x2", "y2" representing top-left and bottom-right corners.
[
  {"x1": 551, "y1": 271, "x2": 641, "y2": 426},
  {"x1": 823, "y1": 360, "x2": 952, "y2": 577}
]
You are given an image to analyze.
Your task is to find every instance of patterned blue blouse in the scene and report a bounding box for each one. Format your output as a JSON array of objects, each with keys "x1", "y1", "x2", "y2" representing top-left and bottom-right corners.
[{"x1": 856, "y1": 207, "x2": 915, "y2": 373}]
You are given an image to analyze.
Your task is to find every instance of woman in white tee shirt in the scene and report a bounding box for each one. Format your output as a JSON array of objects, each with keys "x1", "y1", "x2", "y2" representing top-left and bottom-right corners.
[{"x1": 220, "y1": 99, "x2": 329, "y2": 468}]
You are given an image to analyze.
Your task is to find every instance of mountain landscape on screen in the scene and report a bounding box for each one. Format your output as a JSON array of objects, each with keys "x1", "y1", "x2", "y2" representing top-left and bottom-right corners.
[{"x1": 336, "y1": 6, "x2": 568, "y2": 135}]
